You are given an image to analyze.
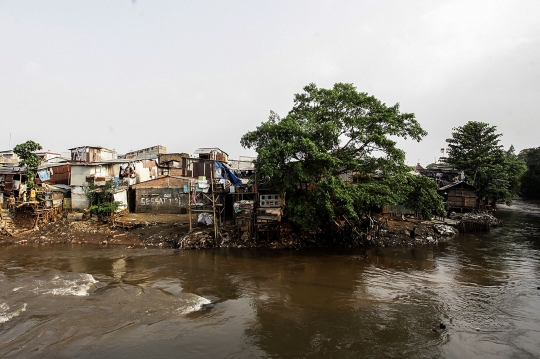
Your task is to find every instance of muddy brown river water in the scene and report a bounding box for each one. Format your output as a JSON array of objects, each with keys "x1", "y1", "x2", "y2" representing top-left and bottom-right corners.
[{"x1": 1, "y1": 200, "x2": 540, "y2": 358}]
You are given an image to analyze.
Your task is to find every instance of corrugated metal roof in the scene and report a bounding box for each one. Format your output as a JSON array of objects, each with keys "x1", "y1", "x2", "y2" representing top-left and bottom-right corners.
[
  {"x1": 193, "y1": 147, "x2": 229, "y2": 156},
  {"x1": 0, "y1": 167, "x2": 24, "y2": 174},
  {"x1": 68, "y1": 146, "x2": 115, "y2": 152},
  {"x1": 38, "y1": 162, "x2": 70, "y2": 170},
  {"x1": 42, "y1": 184, "x2": 72, "y2": 192},
  {"x1": 69, "y1": 160, "x2": 126, "y2": 166},
  {"x1": 130, "y1": 176, "x2": 190, "y2": 188},
  {"x1": 439, "y1": 181, "x2": 476, "y2": 191}
]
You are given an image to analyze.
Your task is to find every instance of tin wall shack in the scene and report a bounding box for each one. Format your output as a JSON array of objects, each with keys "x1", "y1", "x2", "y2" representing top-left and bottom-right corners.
[{"x1": 131, "y1": 176, "x2": 190, "y2": 214}]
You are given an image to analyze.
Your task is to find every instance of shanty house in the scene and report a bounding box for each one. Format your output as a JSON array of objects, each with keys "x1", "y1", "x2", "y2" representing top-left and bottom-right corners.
[
  {"x1": 438, "y1": 181, "x2": 477, "y2": 212},
  {"x1": 0, "y1": 167, "x2": 26, "y2": 204},
  {"x1": 425, "y1": 164, "x2": 464, "y2": 187},
  {"x1": 70, "y1": 161, "x2": 124, "y2": 209},
  {"x1": 129, "y1": 176, "x2": 191, "y2": 214},
  {"x1": 193, "y1": 148, "x2": 228, "y2": 163},
  {"x1": 69, "y1": 146, "x2": 116, "y2": 163},
  {"x1": 124, "y1": 145, "x2": 167, "y2": 161},
  {"x1": 158, "y1": 153, "x2": 190, "y2": 177},
  {"x1": 35, "y1": 151, "x2": 61, "y2": 163},
  {"x1": 37, "y1": 162, "x2": 71, "y2": 186},
  {"x1": 0, "y1": 150, "x2": 19, "y2": 167}
]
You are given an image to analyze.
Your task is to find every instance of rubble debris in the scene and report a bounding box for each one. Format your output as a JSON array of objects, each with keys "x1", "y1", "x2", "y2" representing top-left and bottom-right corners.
[
  {"x1": 67, "y1": 213, "x2": 84, "y2": 221},
  {"x1": 178, "y1": 231, "x2": 215, "y2": 249},
  {"x1": 197, "y1": 213, "x2": 214, "y2": 225},
  {"x1": 455, "y1": 213, "x2": 503, "y2": 233},
  {"x1": 1, "y1": 209, "x2": 504, "y2": 250},
  {"x1": 433, "y1": 224, "x2": 458, "y2": 236}
]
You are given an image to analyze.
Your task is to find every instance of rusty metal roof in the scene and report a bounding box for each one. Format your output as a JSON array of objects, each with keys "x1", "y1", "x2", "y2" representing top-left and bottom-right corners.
[{"x1": 130, "y1": 176, "x2": 190, "y2": 188}]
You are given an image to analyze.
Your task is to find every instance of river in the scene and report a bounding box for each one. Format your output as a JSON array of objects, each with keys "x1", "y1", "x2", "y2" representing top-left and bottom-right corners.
[{"x1": 1, "y1": 200, "x2": 539, "y2": 358}]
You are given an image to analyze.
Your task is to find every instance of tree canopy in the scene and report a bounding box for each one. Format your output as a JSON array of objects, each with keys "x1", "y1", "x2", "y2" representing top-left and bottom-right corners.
[
  {"x1": 13, "y1": 140, "x2": 42, "y2": 188},
  {"x1": 445, "y1": 122, "x2": 525, "y2": 207},
  {"x1": 519, "y1": 147, "x2": 540, "y2": 199},
  {"x1": 241, "y1": 83, "x2": 430, "y2": 230},
  {"x1": 402, "y1": 174, "x2": 446, "y2": 219}
]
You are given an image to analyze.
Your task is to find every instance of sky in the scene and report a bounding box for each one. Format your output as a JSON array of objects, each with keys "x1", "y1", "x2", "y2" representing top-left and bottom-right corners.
[{"x1": 1, "y1": 0, "x2": 539, "y2": 166}]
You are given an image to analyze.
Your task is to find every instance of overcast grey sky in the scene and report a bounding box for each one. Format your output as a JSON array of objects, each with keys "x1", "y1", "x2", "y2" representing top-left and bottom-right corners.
[{"x1": 1, "y1": 0, "x2": 538, "y2": 166}]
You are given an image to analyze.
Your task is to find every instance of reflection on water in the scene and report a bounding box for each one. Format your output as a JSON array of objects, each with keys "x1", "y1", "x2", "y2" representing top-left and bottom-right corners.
[{"x1": 0, "y1": 200, "x2": 539, "y2": 358}]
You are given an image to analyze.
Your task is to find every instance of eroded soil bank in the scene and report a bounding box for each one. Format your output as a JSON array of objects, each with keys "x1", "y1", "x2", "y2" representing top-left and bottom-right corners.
[{"x1": 1, "y1": 212, "x2": 502, "y2": 249}]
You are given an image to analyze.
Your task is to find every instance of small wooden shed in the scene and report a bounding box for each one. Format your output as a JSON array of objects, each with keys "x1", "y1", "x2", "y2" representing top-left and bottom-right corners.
[{"x1": 438, "y1": 181, "x2": 476, "y2": 212}]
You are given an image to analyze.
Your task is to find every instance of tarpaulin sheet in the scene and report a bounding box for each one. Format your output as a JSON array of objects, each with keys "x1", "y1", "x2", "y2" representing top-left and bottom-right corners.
[
  {"x1": 214, "y1": 161, "x2": 242, "y2": 186},
  {"x1": 38, "y1": 169, "x2": 51, "y2": 182}
]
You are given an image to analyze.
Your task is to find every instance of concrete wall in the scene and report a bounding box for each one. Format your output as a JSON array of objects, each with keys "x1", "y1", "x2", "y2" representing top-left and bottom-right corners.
[
  {"x1": 71, "y1": 165, "x2": 115, "y2": 186},
  {"x1": 125, "y1": 145, "x2": 166, "y2": 160},
  {"x1": 71, "y1": 186, "x2": 89, "y2": 210},
  {"x1": 134, "y1": 187, "x2": 189, "y2": 214},
  {"x1": 113, "y1": 189, "x2": 128, "y2": 212},
  {"x1": 70, "y1": 166, "x2": 91, "y2": 187}
]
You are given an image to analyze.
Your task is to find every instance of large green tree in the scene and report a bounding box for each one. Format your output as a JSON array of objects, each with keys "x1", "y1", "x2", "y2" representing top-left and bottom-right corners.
[
  {"x1": 445, "y1": 122, "x2": 525, "y2": 208},
  {"x1": 241, "y1": 83, "x2": 427, "y2": 230},
  {"x1": 519, "y1": 147, "x2": 540, "y2": 199},
  {"x1": 13, "y1": 140, "x2": 42, "y2": 189},
  {"x1": 402, "y1": 174, "x2": 446, "y2": 219}
]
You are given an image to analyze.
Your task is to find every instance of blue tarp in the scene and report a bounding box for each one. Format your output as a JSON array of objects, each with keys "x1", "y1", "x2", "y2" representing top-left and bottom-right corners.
[
  {"x1": 214, "y1": 161, "x2": 242, "y2": 186},
  {"x1": 38, "y1": 169, "x2": 51, "y2": 182}
]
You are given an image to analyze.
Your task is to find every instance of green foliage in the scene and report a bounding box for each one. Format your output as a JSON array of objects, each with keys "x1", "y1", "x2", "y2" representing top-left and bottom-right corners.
[
  {"x1": 13, "y1": 140, "x2": 42, "y2": 188},
  {"x1": 519, "y1": 147, "x2": 540, "y2": 199},
  {"x1": 501, "y1": 146, "x2": 527, "y2": 202},
  {"x1": 402, "y1": 174, "x2": 446, "y2": 219},
  {"x1": 84, "y1": 180, "x2": 121, "y2": 217},
  {"x1": 241, "y1": 83, "x2": 427, "y2": 230},
  {"x1": 446, "y1": 122, "x2": 525, "y2": 207},
  {"x1": 88, "y1": 202, "x2": 122, "y2": 217}
]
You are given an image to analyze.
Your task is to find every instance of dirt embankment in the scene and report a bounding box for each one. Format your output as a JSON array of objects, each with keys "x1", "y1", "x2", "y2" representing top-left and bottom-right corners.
[
  {"x1": 1, "y1": 212, "x2": 501, "y2": 249},
  {"x1": 1, "y1": 213, "x2": 195, "y2": 247}
]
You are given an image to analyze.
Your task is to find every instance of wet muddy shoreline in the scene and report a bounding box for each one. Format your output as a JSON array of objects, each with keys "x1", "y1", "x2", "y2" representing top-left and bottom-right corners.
[{"x1": 1, "y1": 212, "x2": 502, "y2": 250}]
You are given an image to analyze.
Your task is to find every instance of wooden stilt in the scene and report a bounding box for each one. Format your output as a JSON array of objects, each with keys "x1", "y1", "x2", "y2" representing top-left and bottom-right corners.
[{"x1": 211, "y1": 162, "x2": 218, "y2": 245}]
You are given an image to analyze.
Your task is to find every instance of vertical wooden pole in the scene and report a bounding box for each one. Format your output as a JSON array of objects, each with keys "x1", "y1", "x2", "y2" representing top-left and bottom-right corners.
[
  {"x1": 211, "y1": 161, "x2": 218, "y2": 245},
  {"x1": 254, "y1": 171, "x2": 257, "y2": 244},
  {"x1": 210, "y1": 161, "x2": 218, "y2": 245},
  {"x1": 188, "y1": 180, "x2": 192, "y2": 232}
]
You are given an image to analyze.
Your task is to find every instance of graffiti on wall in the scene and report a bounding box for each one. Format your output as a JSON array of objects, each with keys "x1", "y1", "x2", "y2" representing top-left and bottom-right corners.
[{"x1": 140, "y1": 193, "x2": 184, "y2": 206}]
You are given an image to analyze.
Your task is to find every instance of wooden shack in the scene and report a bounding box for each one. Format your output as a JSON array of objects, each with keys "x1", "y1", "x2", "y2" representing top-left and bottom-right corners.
[{"x1": 438, "y1": 181, "x2": 476, "y2": 212}]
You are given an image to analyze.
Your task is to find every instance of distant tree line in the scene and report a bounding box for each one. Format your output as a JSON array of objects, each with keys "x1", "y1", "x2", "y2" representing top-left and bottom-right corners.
[{"x1": 518, "y1": 147, "x2": 540, "y2": 199}]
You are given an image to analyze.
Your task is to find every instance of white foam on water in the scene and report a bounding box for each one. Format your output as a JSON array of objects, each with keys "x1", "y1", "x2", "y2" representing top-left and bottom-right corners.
[
  {"x1": 178, "y1": 295, "x2": 212, "y2": 315},
  {"x1": 0, "y1": 302, "x2": 27, "y2": 324},
  {"x1": 46, "y1": 273, "x2": 98, "y2": 297}
]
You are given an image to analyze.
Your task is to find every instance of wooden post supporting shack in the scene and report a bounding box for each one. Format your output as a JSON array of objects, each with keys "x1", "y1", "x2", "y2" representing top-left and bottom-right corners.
[
  {"x1": 211, "y1": 162, "x2": 218, "y2": 245},
  {"x1": 188, "y1": 180, "x2": 193, "y2": 232}
]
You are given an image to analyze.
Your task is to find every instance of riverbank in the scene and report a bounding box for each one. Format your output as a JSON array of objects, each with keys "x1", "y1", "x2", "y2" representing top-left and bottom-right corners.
[{"x1": 0, "y1": 211, "x2": 502, "y2": 249}]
